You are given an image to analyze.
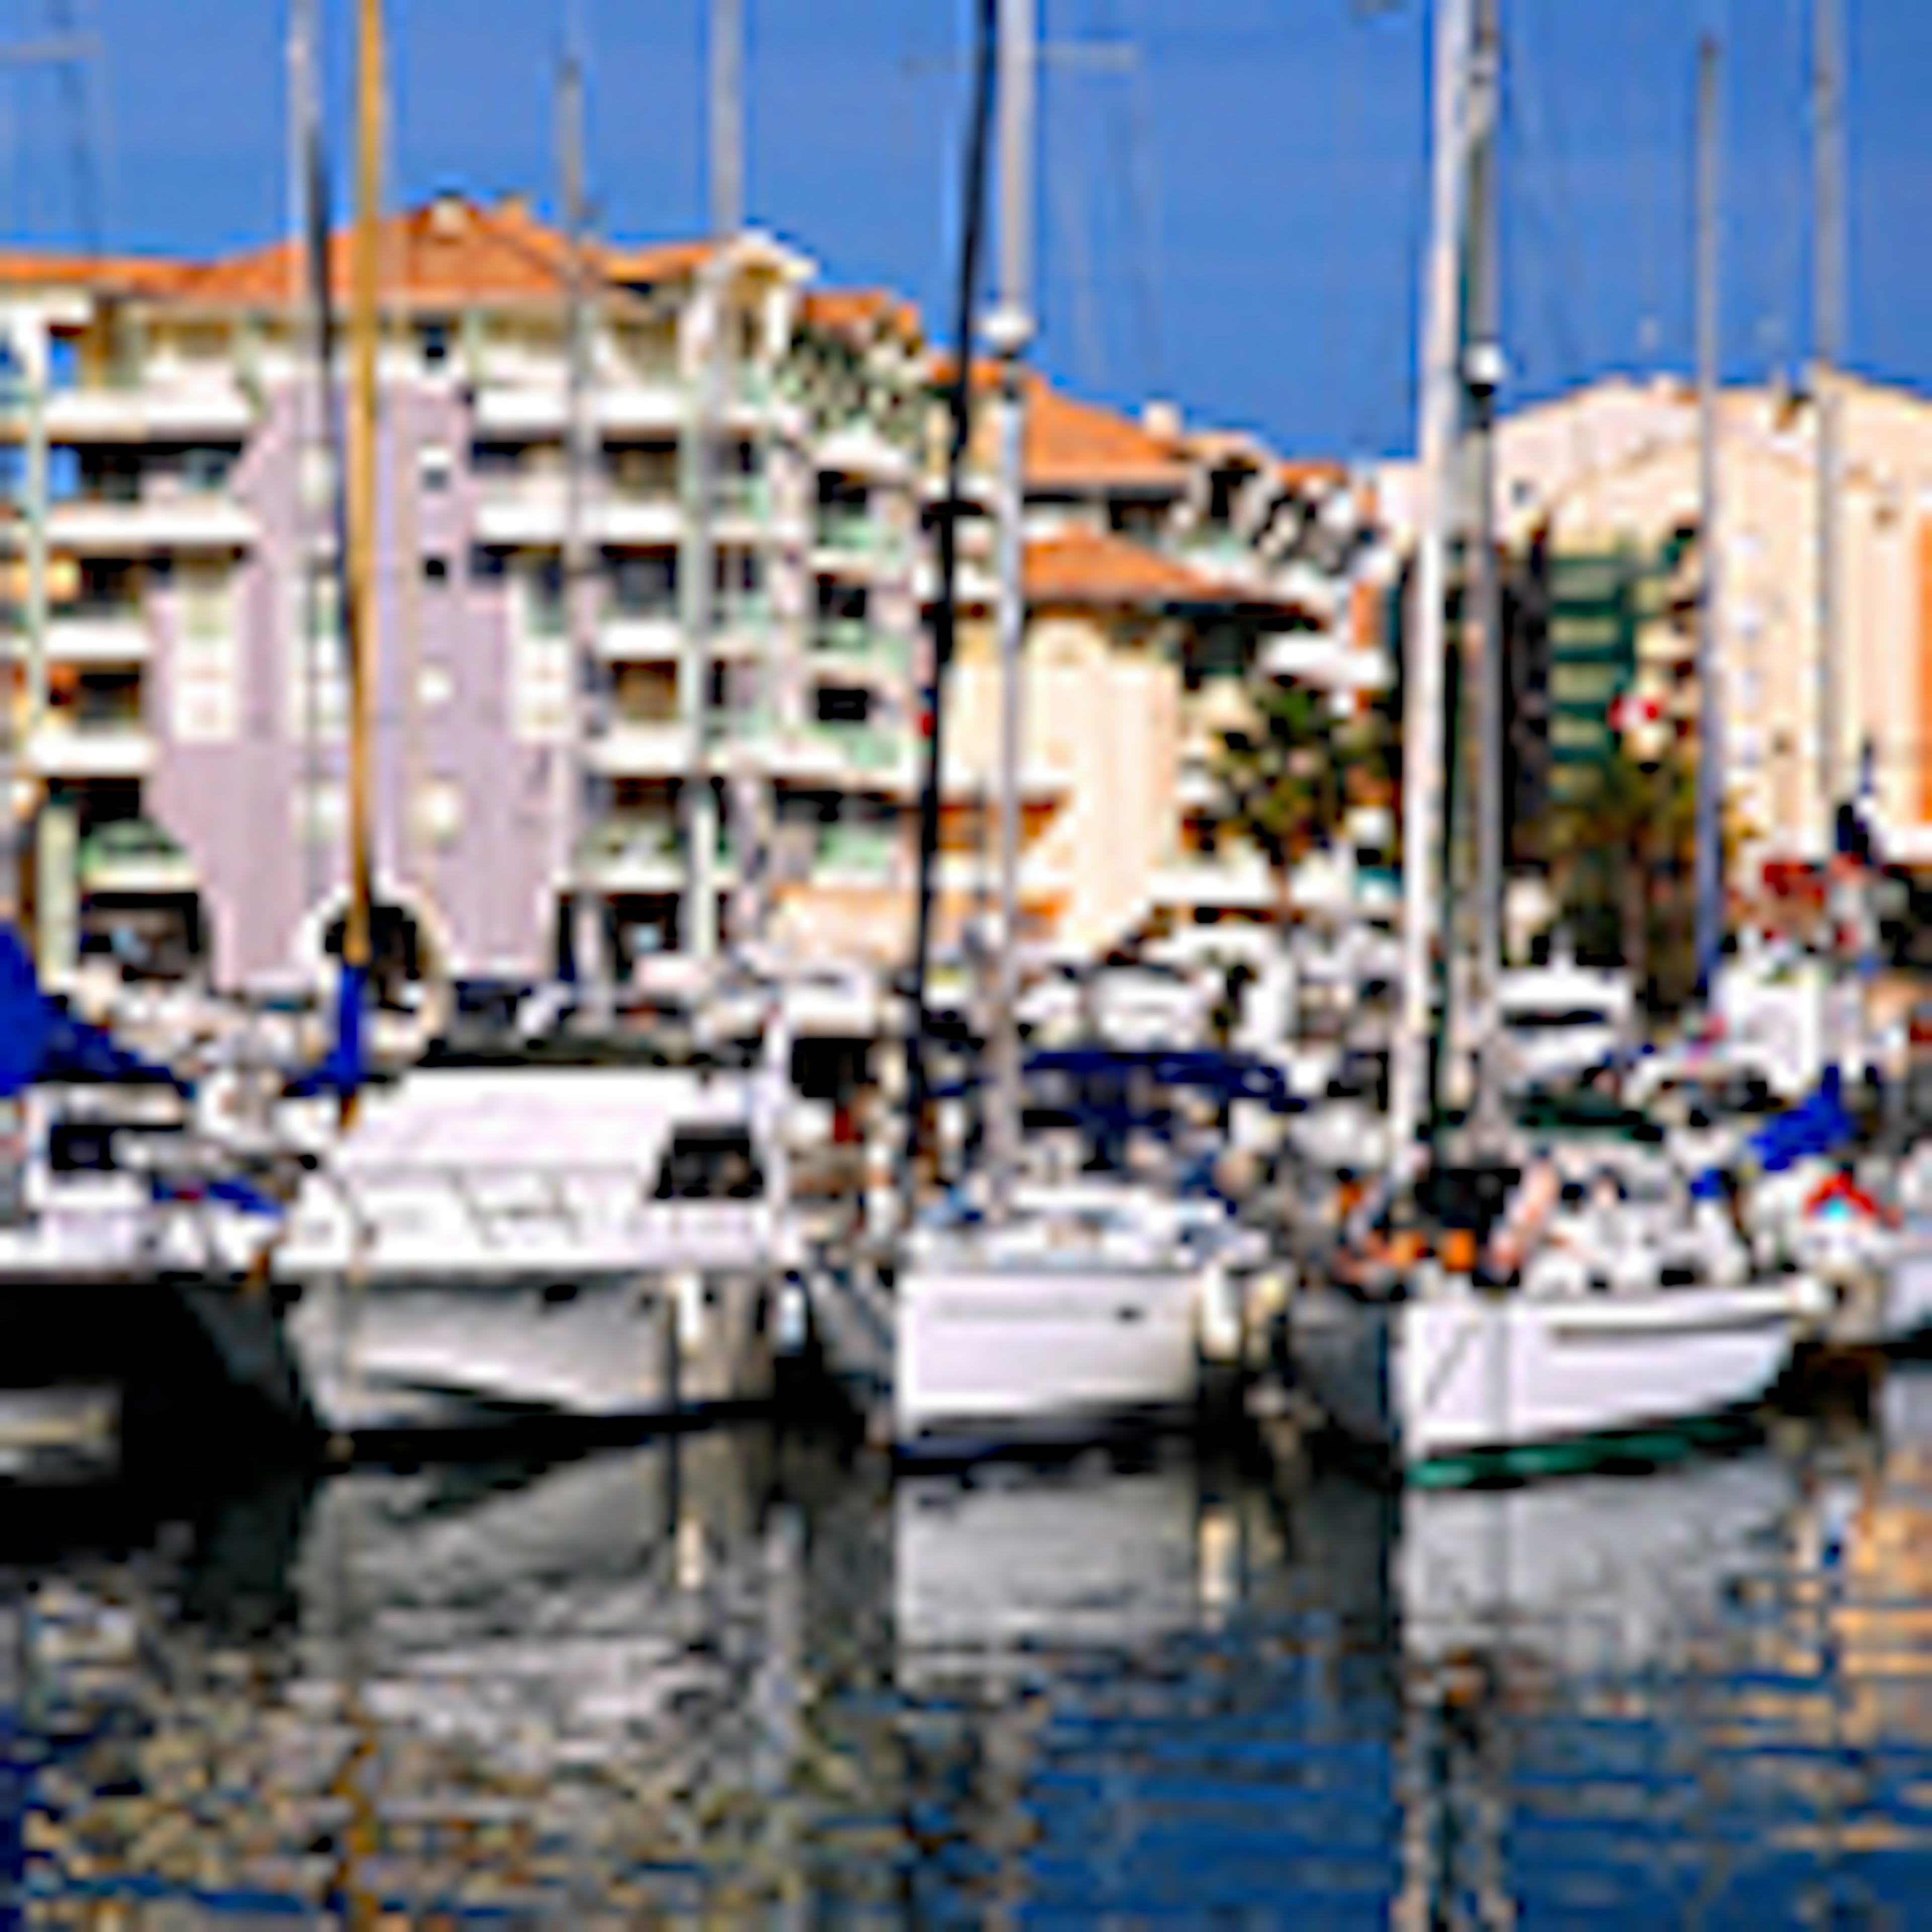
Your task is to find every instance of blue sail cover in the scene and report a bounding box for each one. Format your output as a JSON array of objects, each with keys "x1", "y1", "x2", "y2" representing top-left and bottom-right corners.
[
  {"x1": 286, "y1": 960, "x2": 366, "y2": 1100},
  {"x1": 1747, "y1": 1065, "x2": 1857, "y2": 1175},
  {"x1": 0, "y1": 927, "x2": 49, "y2": 1097},
  {"x1": 0, "y1": 924, "x2": 185, "y2": 1094}
]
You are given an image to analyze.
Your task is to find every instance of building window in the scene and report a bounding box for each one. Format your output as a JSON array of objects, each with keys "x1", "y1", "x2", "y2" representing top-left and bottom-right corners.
[
  {"x1": 470, "y1": 545, "x2": 508, "y2": 583},
  {"x1": 180, "y1": 447, "x2": 236, "y2": 495},
  {"x1": 419, "y1": 664, "x2": 454, "y2": 708},
  {"x1": 816, "y1": 686, "x2": 870, "y2": 726},
  {"x1": 418, "y1": 319, "x2": 453, "y2": 370},
  {"x1": 423, "y1": 555, "x2": 450, "y2": 587},
  {"x1": 611, "y1": 552, "x2": 677, "y2": 617},
  {"x1": 419, "y1": 443, "x2": 454, "y2": 491}
]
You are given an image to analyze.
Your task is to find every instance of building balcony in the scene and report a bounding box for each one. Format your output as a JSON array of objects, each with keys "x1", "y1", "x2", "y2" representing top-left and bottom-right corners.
[
  {"x1": 810, "y1": 620, "x2": 907, "y2": 672},
  {"x1": 576, "y1": 816, "x2": 685, "y2": 893},
  {"x1": 42, "y1": 382, "x2": 255, "y2": 444},
  {"x1": 809, "y1": 828, "x2": 909, "y2": 889},
  {"x1": 473, "y1": 480, "x2": 683, "y2": 549},
  {"x1": 596, "y1": 614, "x2": 683, "y2": 663},
  {"x1": 26, "y1": 715, "x2": 155, "y2": 779},
  {"x1": 816, "y1": 423, "x2": 914, "y2": 482},
  {"x1": 0, "y1": 609, "x2": 151, "y2": 665},
  {"x1": 585, "y1": 716, "x2": 697, "y2": 778},
  {"x1": 49, "y1": 494, "x2": 256, "y2": 554},
  {"x1": 770, "y1": 722, "x2": 917, "y2": 793},
  {"x1": 77, "y1": 817, "x2": 198, "y2": 896},
  {"x1": 471, "y1": 371, "x2": 781, "y2": 441}
]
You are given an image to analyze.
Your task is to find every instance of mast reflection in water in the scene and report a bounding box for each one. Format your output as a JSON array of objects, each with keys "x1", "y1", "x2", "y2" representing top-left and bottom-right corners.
[{"x1": 10, "y1": 1380, "x2": 1932, "y2": 1919}]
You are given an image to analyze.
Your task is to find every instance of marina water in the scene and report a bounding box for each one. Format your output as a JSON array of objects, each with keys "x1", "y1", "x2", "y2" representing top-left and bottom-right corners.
[{"x1": 6, "y1": 1375, "x2": 1932, "y2": 1924}]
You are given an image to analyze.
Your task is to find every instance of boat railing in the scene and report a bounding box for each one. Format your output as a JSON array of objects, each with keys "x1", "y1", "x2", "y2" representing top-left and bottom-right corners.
[{"x1": 308, "y1": 1161, "x2": 771, "y2": 1262}]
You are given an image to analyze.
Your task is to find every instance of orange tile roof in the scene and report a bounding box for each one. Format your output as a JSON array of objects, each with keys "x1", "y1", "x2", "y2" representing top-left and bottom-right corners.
[
  {"x1": 601, "y1": 237, "x2": 717, "y2": 285},
  {"x1": 1278, "y1": 457, "x2": 1348, "y2": 489},
  {"x1": 1025, "y1": 377, "x2": 1187, "y2": 491},
  {"x1": 800, "y1": 287, "x2": 923, "y2": 349},
  {"x1": 928, "y1": 361, "x2": 1189, "y2": 492},
  {"x1": 172, "y1": 194, "x2": 589, "y2": 309},
  {"x1": 1023, "y1": 526, "x2": 1245, "y2": 608},
  {"x1": 0, "y1": 252, "x2": 190, "y2": 293}
]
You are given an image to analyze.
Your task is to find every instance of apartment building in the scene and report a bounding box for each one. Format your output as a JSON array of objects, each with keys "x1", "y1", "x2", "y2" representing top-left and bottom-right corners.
[
  {"x1": 1423, "y1": 372, "x2": 1932, "y2": 878},
  {"x1": 0, "y1": 194, "x2": 928, "y2": 991},
  {"x1": 928, "y1": 370, "x2": 1393, "y2": 958}
]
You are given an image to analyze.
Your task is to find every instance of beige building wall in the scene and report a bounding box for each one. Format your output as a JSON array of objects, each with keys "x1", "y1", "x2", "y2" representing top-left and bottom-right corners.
[
  {"x1": 1493, "y1": 373, "x2": 1932, "y2": 868},
  {"x1": 938, "y1": 609, "x2": 1182, "y2": 956}
]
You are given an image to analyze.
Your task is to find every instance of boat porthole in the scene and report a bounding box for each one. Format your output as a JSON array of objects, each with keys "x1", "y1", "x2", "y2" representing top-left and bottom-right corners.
[{"x1": 542, "y1": 1280, "x2": 579, "y2": 1308}]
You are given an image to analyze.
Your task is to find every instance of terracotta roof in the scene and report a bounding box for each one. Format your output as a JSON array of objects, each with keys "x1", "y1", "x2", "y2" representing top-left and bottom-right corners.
[
  {"x1": 601, "y1": 237, "x2": 717, "y2": 286},
  {"x1": 800, "y1": 287, "x2": 922, "y2": 349},
  {"x1": 1277, "y1": 457, "x2": 1348, "y2": 489},
  {"x1": 0, "y1": 252, "x2": 190, "y2": 293},
  {"x1": 1023, "y1": 526, "x2": 1245, "y2": 608},
  {"x1": 928, "y1": 361, "x2": 1190, "y2": 492},
  {"x1": 1025, "y1": 377, "x2": 1188, "y2": 491},
  {"x1": 171, "y1": 194, "x2": 586, "y2": 309}
]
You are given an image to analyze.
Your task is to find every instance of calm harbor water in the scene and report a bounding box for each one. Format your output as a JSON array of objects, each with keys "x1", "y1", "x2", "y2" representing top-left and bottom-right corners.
[{"x1": 6, "y1": 1373, "x2": 1932, "y2": 1924}]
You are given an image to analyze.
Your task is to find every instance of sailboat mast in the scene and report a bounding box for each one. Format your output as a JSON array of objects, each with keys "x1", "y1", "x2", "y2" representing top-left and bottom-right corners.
[
  {"x1": 902, "y1": 0, "x2": 996, "y2": 1220},
  {"x1": 985, "y1": 0, "x2": 1035, "y2": 1223},
  {"x1": 1466, "y1": 0, "x2": 1505, "y2": 1150},
  {"x1": 1812, "y1": 0, "x2": 1845, "y2": 1068},
  {"x1": 341, "y1": 0, "x2": 384, "y2": 1115},
  {"x1": 1694, "y1": 35, "x2": 1725, "y2": 999},
  {"x1": 288, "y1": 0, "x2": 324, "y2": 923},
  {"x1": 558, "y1": 46, "x2": 604, "y2": 1003},
  {"x1": 712, "y1": 0, "x2": 767, "y2": 968},
  {"x1": 1391, "y1": 0, "x2": 1474, "y2": 1189}
]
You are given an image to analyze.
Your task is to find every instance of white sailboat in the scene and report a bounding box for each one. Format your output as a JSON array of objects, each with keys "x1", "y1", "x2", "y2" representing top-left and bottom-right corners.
[
  {"x1": 270, "y1": 1, "x2": 790, "y2": 1439},
  {"x1": 1285, "y1": 1, "x2": 1820, "y2": 1483},
  {"x1": 890, "y1": 0, "x2": 1238, "y2": 1454}
]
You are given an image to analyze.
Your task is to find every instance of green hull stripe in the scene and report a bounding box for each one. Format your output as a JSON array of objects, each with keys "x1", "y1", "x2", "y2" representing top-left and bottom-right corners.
[{"x1": 1407, "y1": 1409, "x2": 1757, "y2": 1489}]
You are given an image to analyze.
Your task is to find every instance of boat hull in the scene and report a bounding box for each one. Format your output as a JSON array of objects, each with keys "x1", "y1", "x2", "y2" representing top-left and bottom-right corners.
[
  {"x1": 1886, "y1": 1216, "x2": 1932, "y2": 1344},
  {"x1": 894, "y1": 1260, "x2": 1201, "y2": 1451},
  {"x1": 280, "y1": 1267, "x2": 774, "y2": 1436},
  {"x1": 1290, "y1": 1278, "x2": 1805, "y2": 1481}
]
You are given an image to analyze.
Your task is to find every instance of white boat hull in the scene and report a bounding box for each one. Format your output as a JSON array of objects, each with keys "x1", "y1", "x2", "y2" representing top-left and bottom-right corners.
[
  {"x1": 1290, "y1": 1278, "x2": 1808, "y2": 1475},
  {"x1": 894, "y1": 1260, "x2": 1202, "y2": 1448},
  {"x1": 1887, "y1": 1216, "x2": 1932, "y2": 1343},
  {"x1": 281, "y1": 1268, "x2": 773, "y2": 1435}
]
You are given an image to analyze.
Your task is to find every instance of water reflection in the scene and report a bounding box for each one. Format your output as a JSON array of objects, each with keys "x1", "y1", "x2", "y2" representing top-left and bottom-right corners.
[{"x1": 13, "y1": 1381, "x2": 1932, "y2": 1919}]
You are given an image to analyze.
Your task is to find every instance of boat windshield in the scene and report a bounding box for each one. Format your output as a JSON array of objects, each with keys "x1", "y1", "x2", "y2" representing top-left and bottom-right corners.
[{"x1": 652, "y1": 1128, "x2": 765, "y2": 1201}]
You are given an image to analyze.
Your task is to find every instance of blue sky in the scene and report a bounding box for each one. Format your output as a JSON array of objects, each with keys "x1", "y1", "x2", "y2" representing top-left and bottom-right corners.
[{"x1": 10, "y1": 1, "x2": 1930, "y2": 458}]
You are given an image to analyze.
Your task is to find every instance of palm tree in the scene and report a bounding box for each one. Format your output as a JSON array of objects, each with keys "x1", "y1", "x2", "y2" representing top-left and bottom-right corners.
[
  {"x1": 1549, "y1": 742, "x2": 1699, "y2": 1007},
  {"x1": 1211, "y1": 683, "x2": 1361, "y2": 926}
]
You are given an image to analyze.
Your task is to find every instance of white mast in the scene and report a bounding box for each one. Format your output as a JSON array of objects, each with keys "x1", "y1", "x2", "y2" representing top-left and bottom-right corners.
[
  {"x1": 1694, "y1": 35, "x2": 1724, "y2": 998},
  {"x1": 1812, "y1": 0, "x2": 1845, "y2": 1070},
  {"x1": 1390, "y1": 0, "x2": 1475, "y2": 1190},
  {"x1": 558, "y1": 44, "x2": 607, "y2": 1011},
  {"x1": 985, "y1": 0, "x2": 1035, "y2": 1223}
]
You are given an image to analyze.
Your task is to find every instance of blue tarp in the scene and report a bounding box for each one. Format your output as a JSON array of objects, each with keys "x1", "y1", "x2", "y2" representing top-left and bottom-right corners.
[
  {"x1": 0, "y1": 924, "x2": 185, "y2": 1095},
  {"x1": 0, "y1": 927, "x2": 50, "y2": 1096},
  {"x1": 285, "y1": 960, "x2": 366, "y2": 1099},
  {"x1": 1746, "y1": 1065, "x2": 1857, "y2": 1175},
  {"x1": 1023, "y1": 1048, "x2": 1291, "y2": 1108}
]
